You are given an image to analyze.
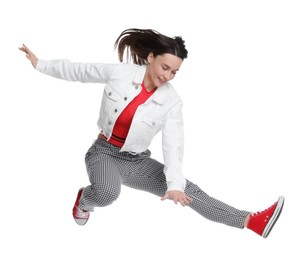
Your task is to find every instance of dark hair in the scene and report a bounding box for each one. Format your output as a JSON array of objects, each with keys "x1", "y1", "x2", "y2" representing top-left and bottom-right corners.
[{"x1": 114, "y1": 28, "x2": 188, "y2": 65}]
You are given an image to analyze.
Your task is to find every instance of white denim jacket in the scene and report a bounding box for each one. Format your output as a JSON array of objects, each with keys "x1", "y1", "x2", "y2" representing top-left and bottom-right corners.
[{"x1": 36, "y1": 59, "x2": 186, "y2": 192}]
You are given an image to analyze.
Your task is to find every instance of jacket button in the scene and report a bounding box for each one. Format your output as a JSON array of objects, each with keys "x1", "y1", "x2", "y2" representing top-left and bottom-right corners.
[
  {"x1": 108, "y1": 121, "x2": 112, "y2": 125},
  {"x1": 135, "y1": 86, "x2": 139, "y2": 90},
  {"x1": 124, "y1": 97, "x2": 128, "y2": 101},
  {"x1": 108, "y1": 92, "x2": 112, "y2": 96},
  {"x1": 114, "y1": 109, "x2": 118, "y2": 113}
]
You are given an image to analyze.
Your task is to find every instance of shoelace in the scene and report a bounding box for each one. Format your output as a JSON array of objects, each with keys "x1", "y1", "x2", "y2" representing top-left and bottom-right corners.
[
  {"x1": 251, "y1": 202, "x2": 276, "y2": 217},
  {"x1": 75, "y1": 206, "x2": 89, "y2": 218}
]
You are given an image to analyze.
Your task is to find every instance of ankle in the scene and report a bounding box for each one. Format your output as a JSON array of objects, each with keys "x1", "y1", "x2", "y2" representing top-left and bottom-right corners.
[{"x1": 244, "y1": 213, "x2": 251, "y2": 227}]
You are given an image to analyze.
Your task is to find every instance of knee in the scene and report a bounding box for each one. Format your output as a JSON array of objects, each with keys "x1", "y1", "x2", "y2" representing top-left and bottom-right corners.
[
  {"x1": 92, "y1": 183, "x2": 121, "y2": 207},
  {"x1": 185, "y1": 180, "x2": 207, "y2": 196}
]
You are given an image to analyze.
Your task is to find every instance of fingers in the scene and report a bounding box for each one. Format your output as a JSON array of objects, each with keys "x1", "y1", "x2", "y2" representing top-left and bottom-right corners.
[
  {"x1": 22, "y1": 43, "x2": 29, "y2": 52},
  {"x1": 161, "y1": 193, "x2": 169, "y2": 201},
  {"x1": 19, "y1": 44, "x2": 38, "y2": 68},
  {"x1": 19, "y1": 43, "x2": 28, "y2": 53},
  {"x1": 19, "y1": 44, "x2": 33, "y2": 57},
  {"x1": 161, "y1": 191, "x2": 193, "y2": 207},
  {"x1": 186, "y1": 196, "x2": 193, "y2": 203},
  {"x1": 178, "y1": 195, "x2": 193, "y2": 207},
  {"x1": 19, "y1": 45, "x2": 31, "y2": 59}
]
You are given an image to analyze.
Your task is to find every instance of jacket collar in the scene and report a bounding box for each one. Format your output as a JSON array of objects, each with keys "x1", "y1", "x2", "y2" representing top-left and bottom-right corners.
[
  {"x1": 133, "y1": 65, "x2": 146, "y2": 85},
  {"x1": 152, "y1": 84, "x2": 168, "y2": 105}
]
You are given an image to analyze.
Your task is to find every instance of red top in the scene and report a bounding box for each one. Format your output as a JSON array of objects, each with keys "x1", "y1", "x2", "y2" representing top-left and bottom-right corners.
[{"x1": 108, "y1": 82, "x2": 156, "y2": 147}]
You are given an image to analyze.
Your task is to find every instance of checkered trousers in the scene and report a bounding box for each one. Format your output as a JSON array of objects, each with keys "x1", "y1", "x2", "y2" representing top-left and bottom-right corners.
[{"x1": 79, "y1": 138, "x2": 249, "y2": 228}]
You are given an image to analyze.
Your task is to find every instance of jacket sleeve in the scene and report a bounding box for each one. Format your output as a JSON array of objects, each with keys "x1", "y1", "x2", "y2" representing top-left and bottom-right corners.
[
  {"x1": 36, "y1": 59, "x2": 118, "y2": 83},
  {"x1": 162, "y1": 100, "x2": 186, "y2": 192}
]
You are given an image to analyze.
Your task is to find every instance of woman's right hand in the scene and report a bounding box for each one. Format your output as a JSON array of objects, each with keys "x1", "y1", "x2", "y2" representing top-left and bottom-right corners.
[{"x1": 19, "y1": 44, "x2": 38, "y2": 68}]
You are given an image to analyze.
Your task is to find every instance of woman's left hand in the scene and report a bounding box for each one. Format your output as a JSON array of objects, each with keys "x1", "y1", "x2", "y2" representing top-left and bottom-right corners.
[{"x1": 161, "y1": 190, "x2": 193, "y2": 207}]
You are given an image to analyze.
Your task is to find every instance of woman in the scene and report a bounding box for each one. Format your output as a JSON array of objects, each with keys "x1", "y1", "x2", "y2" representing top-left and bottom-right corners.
[{"x1": 19, "y1": 28, "x2": 284, "y2": 238}]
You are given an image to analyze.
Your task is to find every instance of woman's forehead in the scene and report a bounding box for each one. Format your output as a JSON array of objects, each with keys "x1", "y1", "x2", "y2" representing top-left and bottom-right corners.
[{"x1": 156, "y1": 53, "x2": 183, "y2": 69}]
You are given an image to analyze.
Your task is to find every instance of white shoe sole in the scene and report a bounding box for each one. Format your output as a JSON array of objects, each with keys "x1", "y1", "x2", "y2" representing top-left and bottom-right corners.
[{"x1": 74, "y1": 217, "x2": 89, "y2": 226}]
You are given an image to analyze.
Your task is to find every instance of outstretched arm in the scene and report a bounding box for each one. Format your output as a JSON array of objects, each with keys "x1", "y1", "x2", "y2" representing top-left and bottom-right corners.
[
  {"x1": 19, "y1": 44, "x2": 38, "y2": 68},
  {"x1": 19, "y1": 44, "x2": 117, "y2": 83}
]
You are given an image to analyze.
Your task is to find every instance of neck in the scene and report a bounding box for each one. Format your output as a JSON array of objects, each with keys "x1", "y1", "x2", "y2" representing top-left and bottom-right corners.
[
  {"x1": 143, "y1": 72, "x2": 157, "y2": 92},
  {"x1": 143, "y1": 81, "x2": 157, "y2": 92}
]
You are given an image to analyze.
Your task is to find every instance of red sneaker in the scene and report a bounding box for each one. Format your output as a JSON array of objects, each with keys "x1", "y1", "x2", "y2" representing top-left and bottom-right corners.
[
  {"x1": 72, "y1": 188, "x2": 90, "y2": 226},
  {"x1": 247, "y1": 196, "x2": 284, "y2": 238}
]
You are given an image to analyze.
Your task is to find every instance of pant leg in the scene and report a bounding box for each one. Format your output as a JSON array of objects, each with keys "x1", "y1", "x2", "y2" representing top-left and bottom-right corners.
[
  {"x1": 122, "y1": 156, "x2": 249, "y2": 229},
  {"x1": 185, "y1": 180, "x2": 249, "y2": 228},
  {"x1": 79, "y1": 142, "x2": 122, "y2": 212},
  {"x1": 122, "y1": 156, "x2": 168, "y2": 197}
]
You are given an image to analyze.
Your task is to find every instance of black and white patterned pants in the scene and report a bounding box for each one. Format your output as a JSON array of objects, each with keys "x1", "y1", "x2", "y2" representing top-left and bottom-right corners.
[{"x1": 79, "y1": 138, "x2": 249, "y2": 228}]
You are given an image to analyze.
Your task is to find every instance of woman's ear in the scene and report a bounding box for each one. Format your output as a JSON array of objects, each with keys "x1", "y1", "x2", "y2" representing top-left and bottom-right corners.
[{"x1": 147, "y1": 52, "x2": 154, "y2": 64}]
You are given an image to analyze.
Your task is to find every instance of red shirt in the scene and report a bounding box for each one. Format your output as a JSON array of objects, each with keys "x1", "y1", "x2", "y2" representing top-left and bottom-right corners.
[{"x1": 108, "y1": 82, "x2": 156, "y2": 147}]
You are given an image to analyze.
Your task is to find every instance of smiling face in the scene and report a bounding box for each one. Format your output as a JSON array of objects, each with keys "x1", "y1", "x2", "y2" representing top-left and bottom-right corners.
[{"x1": 143, "y1": 53, "x2": 183, "y2": 91}]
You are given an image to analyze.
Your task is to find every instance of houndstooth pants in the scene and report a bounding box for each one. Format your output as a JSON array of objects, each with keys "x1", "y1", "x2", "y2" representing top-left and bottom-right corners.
[{"x1": 79, "y1": 138, "x2": 249, "y2": 228}]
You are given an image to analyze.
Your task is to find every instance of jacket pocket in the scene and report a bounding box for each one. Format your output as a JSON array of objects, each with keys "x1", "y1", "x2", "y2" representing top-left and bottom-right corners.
[
  {"x1": 104, "y1": 84, "x2": 121, "y2": 102},
  {"x1": 142, "y1": 115, "x2": 159, "y2": 128}
]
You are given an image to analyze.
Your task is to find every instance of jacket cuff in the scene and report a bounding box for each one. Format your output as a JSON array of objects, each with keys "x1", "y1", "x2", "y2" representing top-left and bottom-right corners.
[
  {"x1": 36, "y1": 59, "x2": 47, "y2": 73},
  {"x1": 166, "y1": 181, "x2": 186, "y2": 193}
]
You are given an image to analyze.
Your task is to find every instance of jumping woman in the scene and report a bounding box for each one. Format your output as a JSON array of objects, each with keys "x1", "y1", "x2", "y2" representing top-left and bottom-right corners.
[{"x1": 19, "y1": 28, "x2": 284, "y2": 238}]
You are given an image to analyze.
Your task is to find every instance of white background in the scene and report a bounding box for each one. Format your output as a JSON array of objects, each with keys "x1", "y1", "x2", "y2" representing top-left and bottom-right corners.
[{"x1": 1, "y1": 0, "x2": 305, "y2": 259}]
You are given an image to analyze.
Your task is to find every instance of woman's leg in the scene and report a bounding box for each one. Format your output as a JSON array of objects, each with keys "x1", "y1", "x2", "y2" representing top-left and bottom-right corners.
[
  {"x1": 122, "y1": 156, "x2": 249, "y2": 229},
  {"x1": 184, "y1": 180, "x2": 249, "y2": 228},
  {"x1": 78, "y1": 142, "x2": 122, "y2": 212}
]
